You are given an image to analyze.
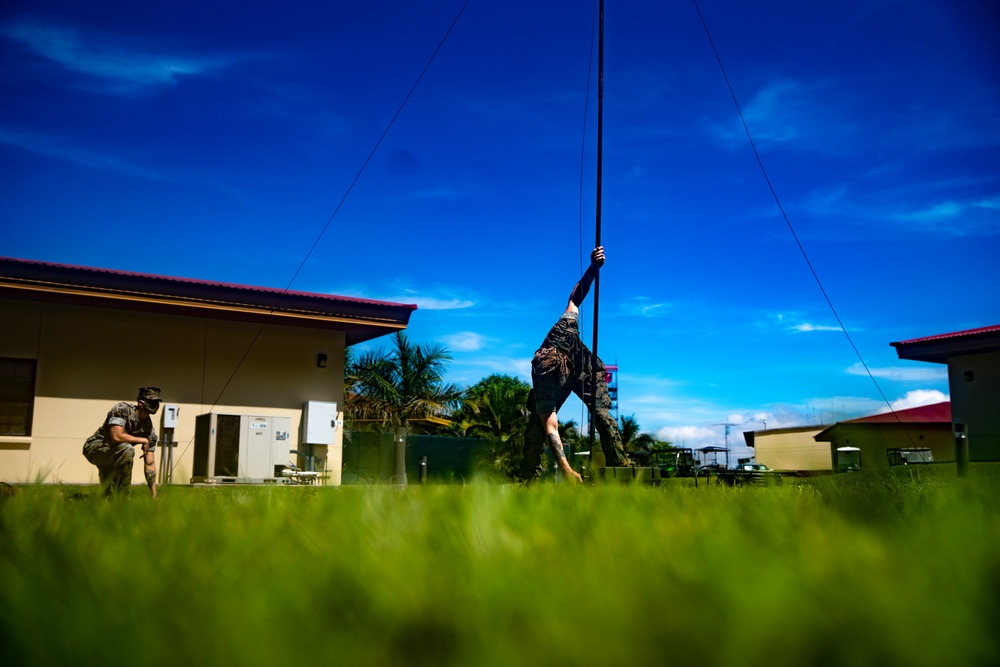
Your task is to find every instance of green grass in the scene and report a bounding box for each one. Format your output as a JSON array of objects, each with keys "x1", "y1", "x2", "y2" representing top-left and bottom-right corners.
[{"x1": 2, "y1": 465, "x2": 998, "y2": 666}]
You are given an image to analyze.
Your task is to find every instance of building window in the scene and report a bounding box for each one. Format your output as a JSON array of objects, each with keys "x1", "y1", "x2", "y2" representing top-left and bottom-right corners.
[
  {"x1": 887, "y1": 447, "x2": 933, "y2": 466},
  {"x1": 0, "y1": 358, "x2": 37, "y2": 436}
]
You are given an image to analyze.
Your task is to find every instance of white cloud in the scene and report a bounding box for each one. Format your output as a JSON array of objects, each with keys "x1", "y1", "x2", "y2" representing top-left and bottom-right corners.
[
  {"x1": 334, "y1": 285, "x2": 475, "y2": 311},
  {"x1": 792, "y1": 323, "x2": 842, "y2": 333},
  {"x1": 440, "y1": 331, "x2": 487, "y2": 352},
  {"x1": 402, "y1": 296, "x2": 475, "y2": 310},
  {"x1": 620, "y1": 296, "x2": 672, "y2": 317},
  {"x1": 0, "y1": 126, "x2": 170, "y2": 180},
  {"x1": 879, "y1": 389, "x2": 949, "y2": 413},
  {"x1": 412, "y1": 186, "x2": 465, "y2": 199},
  {"x1": 889, "y1": 201, "x2": 964, "y2": 224},
  {"x1": 845, "y1": 363, "x2": 947, "y2": 382},
  {"x1": 3, "y1": 21, "x2": 231, "y2": 91},
  {"x1": 379, "y1": 285, "x2": 477, "y2": 310},
  {"x1": 974, "y1": 196, "x2": 1000, "y2": 211},
  {"x1": 711, "y1": 78, "x2": 850, "y2": 153},
  {"x1": 883, "y1": 196, "x2": 1000, "y2": 236},
  {"x1": 655, "y1": 424, "x2": 719, "y2": 448},
  {"x1": 768, "y1": 312, "x2": 849, "y2": 334}
]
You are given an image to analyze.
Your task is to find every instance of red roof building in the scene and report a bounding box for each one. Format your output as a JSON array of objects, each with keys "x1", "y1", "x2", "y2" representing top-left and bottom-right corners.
[
  {"x1": 0, "y1": 256, "x2": 417, "y2": 486},
  {"x1": 890, "y1": 324, "x2": 999, "y2": 463},
  {"x1": 814, "y1": 401, "x2": 954, "y2": 472},
  {"x1": 891, "y1": 324, "x2": 1000, "y2": 364},
  {"x1": 836, "y1": 401, "x2": 952, "y2": 425},
  {"x1": 0, "y1": 256, "x2": 415, "y2": 346}
]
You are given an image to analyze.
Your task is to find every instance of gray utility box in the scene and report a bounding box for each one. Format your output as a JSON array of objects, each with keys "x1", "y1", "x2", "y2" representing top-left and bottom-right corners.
[
  {"x1": 302, "y1": 400, "x2": 338, "y2": 445},
  {"x1": 192, "y1": 413, "x2": 291, "y2": 483}
]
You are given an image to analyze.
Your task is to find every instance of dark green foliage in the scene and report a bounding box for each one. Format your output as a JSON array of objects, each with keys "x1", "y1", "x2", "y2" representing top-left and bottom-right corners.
[{"x1": 455, "y1": 374, "x2": 530, "y2": 478}]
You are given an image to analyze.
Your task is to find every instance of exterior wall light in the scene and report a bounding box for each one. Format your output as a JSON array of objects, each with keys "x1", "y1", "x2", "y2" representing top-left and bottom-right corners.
[{"x1": 317, "y1": 353, "x2": 328, "y2": 368}]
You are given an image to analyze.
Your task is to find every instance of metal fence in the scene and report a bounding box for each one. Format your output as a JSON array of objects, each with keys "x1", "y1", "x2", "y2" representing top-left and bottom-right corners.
[{"x1": 341, "y1": 431, "x2": 501, "y2": 484}]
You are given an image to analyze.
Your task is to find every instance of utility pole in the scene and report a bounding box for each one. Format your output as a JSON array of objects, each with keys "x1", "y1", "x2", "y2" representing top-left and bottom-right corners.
[
  {"x1": 588, "y1": 0, "x2": 606, "y2": 470},
  {"x1": 714, "y1": 422, "x2": 736, "y2": 467}
]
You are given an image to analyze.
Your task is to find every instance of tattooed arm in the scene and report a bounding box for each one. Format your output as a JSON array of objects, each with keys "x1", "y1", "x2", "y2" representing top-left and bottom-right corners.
[
  {"x1": 566, "y1": 246, "x2": 606, "y2": 313},
  {"x1": 542, "y1": 412, "x2": 583, "y2": 484}
]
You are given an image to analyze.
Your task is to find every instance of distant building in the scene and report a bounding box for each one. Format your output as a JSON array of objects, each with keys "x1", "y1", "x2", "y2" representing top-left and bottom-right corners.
[
  {"x1": 891, "y1": 324, "x2": 1000, "y2": 461},
  {"x1": 742, "y1": 425, "x2": 831, "y2": 473},
  {"x1": 0, "y1": 257, "x2": 415, "y2": 486},
  {"x1": 814, "y1": 402, "x2": 953, "y2": 472}
]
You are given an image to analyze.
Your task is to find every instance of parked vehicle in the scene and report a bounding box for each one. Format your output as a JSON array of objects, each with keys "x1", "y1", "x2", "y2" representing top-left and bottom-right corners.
[
  {"x1": 716, "y1": 463, "x2": 782, "y2": 486},
  {"x1": 649, "y1": 447, "x2": 698, "y2": 478}
]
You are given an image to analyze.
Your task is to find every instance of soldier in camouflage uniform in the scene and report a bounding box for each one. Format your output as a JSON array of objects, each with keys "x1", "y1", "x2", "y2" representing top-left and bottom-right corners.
[
  {"x1": 520, "y1": 247, "x2": 627, "y2": 483},
  {"x1": 83, "y1": 387, "x2": 161, "y2": 498}
]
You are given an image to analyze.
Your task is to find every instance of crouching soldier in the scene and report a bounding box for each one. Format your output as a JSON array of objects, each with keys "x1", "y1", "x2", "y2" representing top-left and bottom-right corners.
[{"x1": 83, "y1": 386, "x2": 161, "y2": 498}]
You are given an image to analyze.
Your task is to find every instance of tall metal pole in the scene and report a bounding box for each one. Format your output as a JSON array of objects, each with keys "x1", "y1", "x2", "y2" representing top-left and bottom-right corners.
[{"x1": 589, "y1": 0, "x2": 605, "y2": 457}]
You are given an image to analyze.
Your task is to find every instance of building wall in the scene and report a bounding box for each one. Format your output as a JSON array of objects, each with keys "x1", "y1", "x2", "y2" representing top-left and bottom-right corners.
[
  {"x1": 0, "y1": 297, "x2": 346, "y2": 486},
  {"x1": 822, "y1": 425, "x2": 954, "y2": 471},
  {"x1": 752, "y1": 429, "x2": 830, "y2": 471},
  {"x1": 947, "y1": 350, "x2": 1000, "y2": 461}
]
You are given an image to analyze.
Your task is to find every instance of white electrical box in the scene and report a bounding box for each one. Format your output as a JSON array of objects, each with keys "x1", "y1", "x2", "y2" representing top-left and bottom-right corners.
[
  {"x1": 302, "y1": 401, "x2": 338, "y2": 445},
  {"x1": 192, "y1": 413, "x2": 291, "y2": 483},
  {"x1": 162, "y1": 404, "x2": 180, "y2": 428}
]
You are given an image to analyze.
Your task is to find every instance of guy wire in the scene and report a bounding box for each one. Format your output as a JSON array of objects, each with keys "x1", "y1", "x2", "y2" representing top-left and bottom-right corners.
[
  {"x1": 692, "y1": 0, "x2": 910, "y2": 431},
  {"x1": 170, "y1": 0, "x2": 473, "y2": 475}
]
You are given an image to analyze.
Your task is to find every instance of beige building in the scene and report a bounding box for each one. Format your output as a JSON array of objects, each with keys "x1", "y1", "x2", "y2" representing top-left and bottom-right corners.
[
  {"x1": 814, "y1": 401, "x2": 953, "y2": 472},
  {"x1": 742, "y1": 426, "x2": 831, "y2": 473},
  {"x1": 0, "y1": 257, "x2": 414, "y2": 487},
  {"x1": 891, "y1": 324, "x2": 1000, "y2": 461}
]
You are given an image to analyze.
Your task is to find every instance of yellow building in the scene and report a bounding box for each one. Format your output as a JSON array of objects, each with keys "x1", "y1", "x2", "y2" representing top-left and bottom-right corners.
[
  {"x1": 814, "y1": 402, "x2": 953, "y2": 472},
  {"x1": 742, "y1": 426, "x2": 831, "y2": 473},
  {"x1": 0, "y1": 257, "x2": 414, "y2": 487}
]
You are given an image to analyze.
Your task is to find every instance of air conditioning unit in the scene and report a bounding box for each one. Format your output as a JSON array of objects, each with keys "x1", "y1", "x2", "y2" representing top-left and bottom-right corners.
[{"x1": 192, "y1": 413, "x2": 291, "y2": 483}]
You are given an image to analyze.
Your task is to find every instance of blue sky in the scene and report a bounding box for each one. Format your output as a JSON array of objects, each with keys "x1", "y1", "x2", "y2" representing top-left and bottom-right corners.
[{"x1": 2, "y1": 0, "x2": 998, "y2": 459}]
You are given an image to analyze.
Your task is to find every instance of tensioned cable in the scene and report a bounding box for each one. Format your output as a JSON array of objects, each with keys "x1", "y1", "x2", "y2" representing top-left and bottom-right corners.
[
  {"x1": 170, "y1": 0, "x2": 473, "y2": 475},
  {"x1": 285, "y1": 0, "x2": 473, "y2": 293},
  {"x1": 692, "y1": 0, "x2": 904, "y2": 424}
]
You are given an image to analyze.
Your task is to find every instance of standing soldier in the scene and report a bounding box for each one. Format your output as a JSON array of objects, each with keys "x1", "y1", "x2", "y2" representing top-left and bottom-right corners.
[
  {"x1": 83, "y1": 387, "x2": 161, "y2": 498},
  {"x1": 520, "y1": 247, "x2": 628, "y2": 483}
]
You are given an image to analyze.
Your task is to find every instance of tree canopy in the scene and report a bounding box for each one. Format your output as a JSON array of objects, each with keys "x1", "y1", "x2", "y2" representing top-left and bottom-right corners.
[{"x1": 345, "y1": 332, "x2": 464, "y2": 432}]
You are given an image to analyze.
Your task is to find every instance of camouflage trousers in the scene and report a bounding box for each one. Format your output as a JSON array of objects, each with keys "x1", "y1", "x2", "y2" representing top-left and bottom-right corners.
[
  {"x1": 519, "y1": 350, "x2": 627, "y2": 481},
  {"x1": 83, "y1": 436, "x2": 135, "y2": 497}
]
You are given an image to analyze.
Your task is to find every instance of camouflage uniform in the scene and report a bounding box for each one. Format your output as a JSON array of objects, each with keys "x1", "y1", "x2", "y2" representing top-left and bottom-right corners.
[
  {"x1": 83, "y1": 402, "x2": 158, "y2": 497},
  {"x1": 520, "y1": 311, "x2": 626, "y2": 480}
]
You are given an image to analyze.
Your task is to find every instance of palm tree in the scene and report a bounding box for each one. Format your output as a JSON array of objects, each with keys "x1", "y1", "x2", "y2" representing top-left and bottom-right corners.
[
  {"x1": 558, "y1": 419, "x2": 585, "y2": 449},
  {"x1": 345, "y1": 332, "x2": 463, "y2": 432},
  {"x1": 456, "y1": 374, "x2": 531, "y2": 478},
  {"x1": 461, "y1": 374, "x2": 531, "y2": 442},
  {"x1": 619, "y1": 414, "x2": 641, "y2": 450},
  {"x1": 619, "y1": 413, "x2": 659, "y2": 452}
]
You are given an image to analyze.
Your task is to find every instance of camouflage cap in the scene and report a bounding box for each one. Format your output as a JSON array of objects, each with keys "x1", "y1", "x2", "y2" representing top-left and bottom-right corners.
[{"x1": 137, "y1": 386, "x2": 161, "y2": 413}]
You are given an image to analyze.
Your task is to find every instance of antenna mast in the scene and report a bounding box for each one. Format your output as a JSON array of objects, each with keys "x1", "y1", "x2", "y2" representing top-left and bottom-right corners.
[{"x1": 589, "y1": 0, "x2": 605, "y2": 453}]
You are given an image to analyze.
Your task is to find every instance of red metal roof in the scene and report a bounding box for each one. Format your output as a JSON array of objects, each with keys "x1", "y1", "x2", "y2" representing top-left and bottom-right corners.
[
  {"x1": 843, "y1": 401, "x2": 951, "y2": 425},
  {"x1": 814, "y1": 401, "x2": 952, "y2": 441},
  {"x1": 0, "y1": 256, "x2": 416, "y2": 346},
  {"x1": 892, "y1": 324, "x2": 1000, "y2": 346},
  {"x1": 891, "y1": 323, "x2": 1000, "y2": 363},
  {"x1": 0, "y1": 256, "x2": 416, "y2": 309}
]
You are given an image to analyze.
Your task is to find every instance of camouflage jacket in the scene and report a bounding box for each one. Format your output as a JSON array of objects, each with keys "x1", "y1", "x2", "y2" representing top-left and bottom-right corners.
[{"x1": 90, "y1": 402, "x2": 158, "y2": 452}]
